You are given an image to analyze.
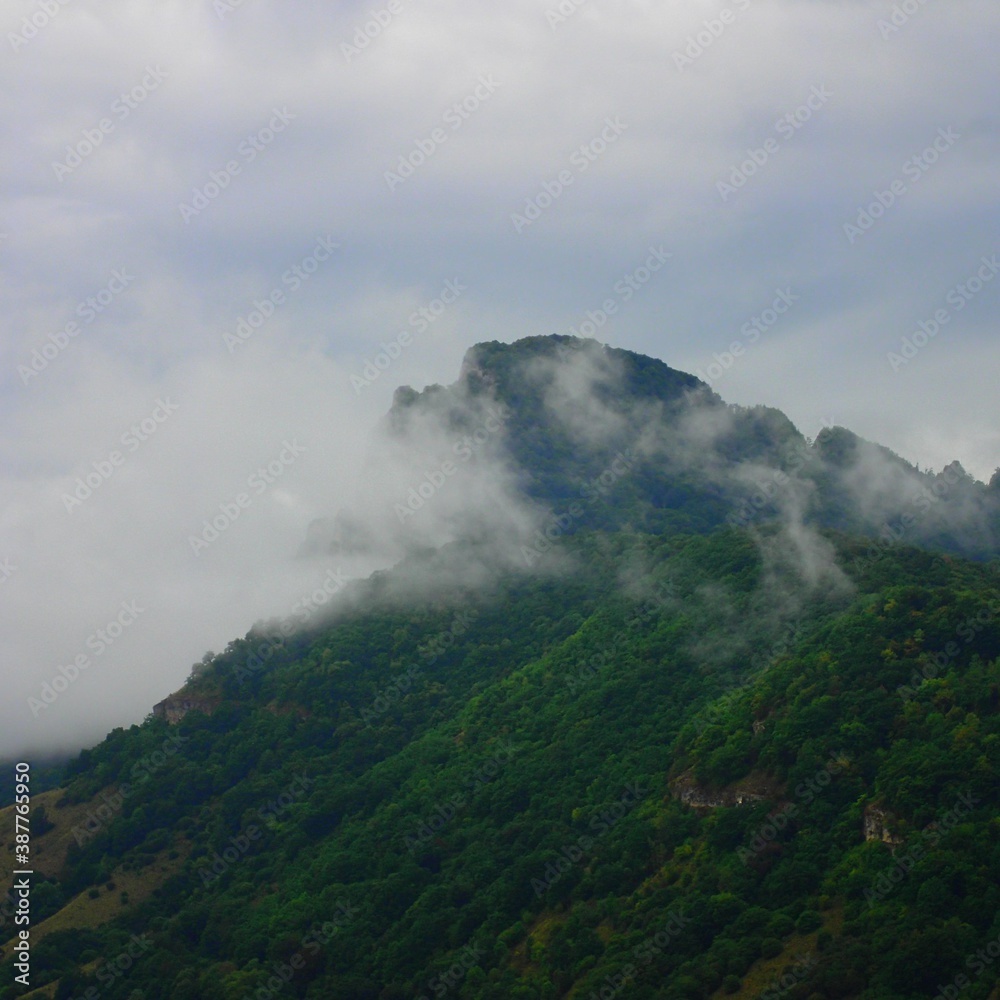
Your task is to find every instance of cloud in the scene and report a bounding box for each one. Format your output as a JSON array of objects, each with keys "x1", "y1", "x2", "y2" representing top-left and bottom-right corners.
[
  {"x1": 521, "y1": 339, "x2": 631, "y2": 448},
  {"x1": 0, "y1": 343, "x2": 395, "y2": 758},
  {"x1": 1, "y1": 0, "x2": 997, "y2": 758},
  {"x1": 303, "y1": 374, "x2": 539, "y2": 568}
]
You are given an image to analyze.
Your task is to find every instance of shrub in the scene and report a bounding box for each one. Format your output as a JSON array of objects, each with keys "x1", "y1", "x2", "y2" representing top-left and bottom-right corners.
[{"x1": 761, "y1": 937, "x2": 783, "y2": 959}]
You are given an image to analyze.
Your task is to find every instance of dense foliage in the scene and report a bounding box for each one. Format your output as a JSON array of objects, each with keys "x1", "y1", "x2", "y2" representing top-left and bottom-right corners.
[{"x1": 3, "y1": 526, "x2": 999, "y2": 1000}]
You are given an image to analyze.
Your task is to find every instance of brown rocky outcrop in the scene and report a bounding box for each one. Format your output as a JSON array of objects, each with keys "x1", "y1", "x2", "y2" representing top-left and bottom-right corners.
[
  {"x1": 863, "y1": 802, "x2": 903, "y2": 847},
  {"x1": 152, "y1": 695, "x2": 219, "y2": 724},
  {"x1": 670, "y1": 770, "x2": 782, "y2": 812}
]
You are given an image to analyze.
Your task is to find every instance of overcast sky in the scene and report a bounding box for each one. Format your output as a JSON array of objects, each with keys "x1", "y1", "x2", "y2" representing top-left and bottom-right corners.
[{"x1": 1, "y1": 0, "x2": 997, "y2": 760}]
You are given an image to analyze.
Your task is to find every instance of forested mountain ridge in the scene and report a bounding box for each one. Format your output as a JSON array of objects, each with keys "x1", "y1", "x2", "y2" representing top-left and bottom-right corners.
[{"x1": 2, "y1": 336, "x2": 999, "y2": 1000}]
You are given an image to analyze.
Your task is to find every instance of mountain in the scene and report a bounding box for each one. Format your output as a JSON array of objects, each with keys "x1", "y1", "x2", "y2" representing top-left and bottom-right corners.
[
  {"x1": 2, "y1": 335, "x2": 999, "y2": 1000},
  {"x1": 303, "y1": 335, "x2": 1000, "y2": 564}
]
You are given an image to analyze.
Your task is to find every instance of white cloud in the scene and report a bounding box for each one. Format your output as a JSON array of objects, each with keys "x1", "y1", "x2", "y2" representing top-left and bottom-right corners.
[{"x1": 1, "y1": 0, "x2": 997, "y2": 757}]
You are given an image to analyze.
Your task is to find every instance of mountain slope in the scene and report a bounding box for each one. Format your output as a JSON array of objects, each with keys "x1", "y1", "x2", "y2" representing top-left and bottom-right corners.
[
  {"x1": 3, "y1": 531, "x2": 999, "y2": 999},
  {"x1": 3, "y1": 336, "x2": 1000, "y2": 1000}
]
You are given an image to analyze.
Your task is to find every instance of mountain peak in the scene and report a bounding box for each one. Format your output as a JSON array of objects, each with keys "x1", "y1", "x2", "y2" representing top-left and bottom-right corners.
[{"x1": 321, "y1": 335, "x2": 1000, "y2": 564}]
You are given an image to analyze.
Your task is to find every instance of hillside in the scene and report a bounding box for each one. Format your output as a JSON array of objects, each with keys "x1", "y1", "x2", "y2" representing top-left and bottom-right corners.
[{"x1": 3, "y1": 336, "x2": 999, "y2": 1000}]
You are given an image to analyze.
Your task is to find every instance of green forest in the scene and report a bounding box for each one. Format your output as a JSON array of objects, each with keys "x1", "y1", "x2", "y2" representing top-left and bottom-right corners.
[{"x1": 3, "y1": 526, "x2": 999, "y2": 999}]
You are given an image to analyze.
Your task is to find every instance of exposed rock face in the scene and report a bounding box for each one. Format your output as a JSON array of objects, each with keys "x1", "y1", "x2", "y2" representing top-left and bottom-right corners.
[
  {"x1": 670, "y1": 770, "x2": 780, "y2": 812},
  {"x1": 676, "y1": 786, "x2": 766, "y2": 811},
  {"x1": 152, "y1": 696, "x2": 218, "y2": 724},
  {"x1": 863, "y1": 803, "x2": 903, "y2": 846}
]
